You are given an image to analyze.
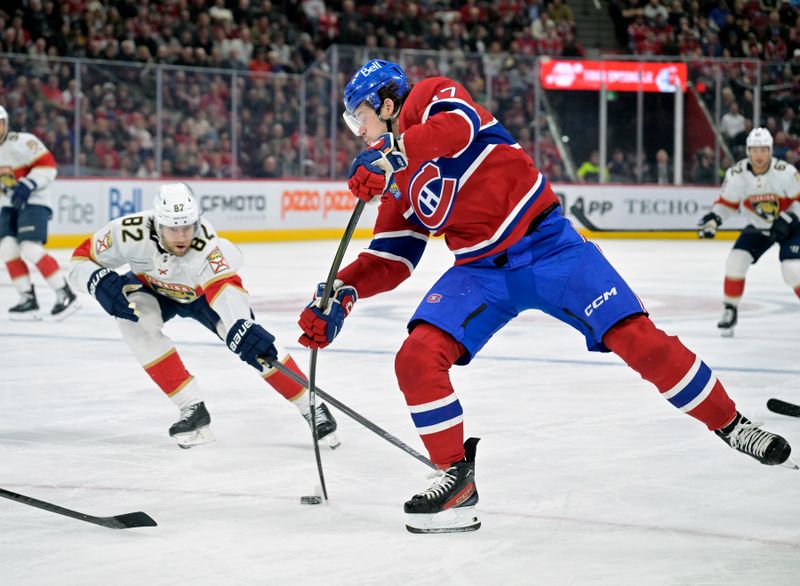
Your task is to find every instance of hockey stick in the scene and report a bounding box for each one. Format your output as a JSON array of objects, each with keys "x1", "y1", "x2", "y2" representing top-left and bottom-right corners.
[
  {"x1": 0, "y1": 487, "x2": 157, "y2": 529},
  {"x1": 767, "y1": 398, "x2": 800, "y2": 418},
  {"x1": 265, "y1": 358, "x2": 435, "y2": 469},
  {"x1": 308, "y1": 200, "x2": 368, "y2": 501}
]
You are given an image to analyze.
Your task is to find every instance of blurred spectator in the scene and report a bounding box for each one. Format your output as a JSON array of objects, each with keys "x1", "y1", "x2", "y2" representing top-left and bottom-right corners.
[
  {"x1": 720, "y1": 103, "x2": 747, "y2": 139},
  {"x1": 608, "y1": 148, "x2": 633, "y2": 182},
  {"x1": 652, "y1": 149, "x2": 672, "y2": 184},
  {"x1": 577, "y1": 150, "x2": 603, "y2": 182},
  {"x1": 691, "y1": 147, "x2": 717, "y2": 184}
]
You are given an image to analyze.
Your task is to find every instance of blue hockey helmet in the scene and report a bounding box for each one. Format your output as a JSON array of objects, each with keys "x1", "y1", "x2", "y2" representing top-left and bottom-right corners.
[{"x1": 343, "y1": 59, "x2": 409, "y2": 134}]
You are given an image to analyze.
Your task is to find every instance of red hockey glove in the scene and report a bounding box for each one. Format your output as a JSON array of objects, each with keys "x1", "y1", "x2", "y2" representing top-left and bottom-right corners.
[
  {"x1": 346, "y1": 133, "x2": 407, "y2": 203},
  {"x1": 298, "y1": 280, "x2": 358, "y2": 349}
]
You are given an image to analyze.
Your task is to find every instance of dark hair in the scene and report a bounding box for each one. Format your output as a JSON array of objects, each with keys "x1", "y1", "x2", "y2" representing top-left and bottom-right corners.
[{"x1": 377, "y1": 82, "x2": 409, "y2": 113}]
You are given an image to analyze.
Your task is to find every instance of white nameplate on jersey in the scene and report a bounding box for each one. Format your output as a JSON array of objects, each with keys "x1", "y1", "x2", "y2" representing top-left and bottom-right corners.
[{"x1": 128, "y1": 259, "x2": 154, "y2": 272}]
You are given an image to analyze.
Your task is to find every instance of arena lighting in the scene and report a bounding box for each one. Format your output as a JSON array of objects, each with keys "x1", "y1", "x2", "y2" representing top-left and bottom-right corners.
[{"x1": 540, "y1": 60, "x2": 688, "y2": 93}]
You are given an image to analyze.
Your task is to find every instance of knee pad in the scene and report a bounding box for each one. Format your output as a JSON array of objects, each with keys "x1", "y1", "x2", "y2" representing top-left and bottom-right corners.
[
  {"x1": 19, "y1": 240, "x2": 46, "y2": 264},
  {"x1": 725, "y1": 249, "x2": 753, "y2": 279},
  {"x1": 781, "y1": 259, "x2": 800, "y2": 289},
  {"x1": 0, "y1": 236, "x2": 20, "y2": 261},
  {"x1": 395, "y1": 325, "x2": 464, "y2": 393},
  {"x1": 117, "y1": 292, "x2": 165, "y2": 339}
]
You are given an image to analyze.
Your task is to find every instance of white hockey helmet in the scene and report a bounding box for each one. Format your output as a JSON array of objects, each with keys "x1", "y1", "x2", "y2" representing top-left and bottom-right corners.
[
  {"x1": 153, "y1": 183, "x2": 200, "y2": 237},
  {"x1": 746, "y1": 127, "x2": 773, "y2": 154},
  {"x1": 0, "y1": 105, "x2": 8, "y2": 143}
]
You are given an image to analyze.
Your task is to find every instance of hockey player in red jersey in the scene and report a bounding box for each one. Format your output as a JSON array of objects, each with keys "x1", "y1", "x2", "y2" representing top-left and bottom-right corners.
[
  {"x1": 69, "y1": 183, "x2": 339, "y2": 449},
  {"x1": 0, "y1": 105, "x2": 79, "y2": 320},
  {"x1": 697, "y1": 127, "x2": 800, "y2": 336},
  {"x1": 298, "y1": 60, "x2": 795, "y2": 534}
]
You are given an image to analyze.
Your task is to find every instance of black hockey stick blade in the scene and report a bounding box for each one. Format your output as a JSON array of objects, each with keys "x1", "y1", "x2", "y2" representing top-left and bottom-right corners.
[
  {"x1": 767, "y1": 398, "x2": 800, "y2": 418},
  {"x1": 0, "y1": 488, "x2": 157, "y2": 529}
]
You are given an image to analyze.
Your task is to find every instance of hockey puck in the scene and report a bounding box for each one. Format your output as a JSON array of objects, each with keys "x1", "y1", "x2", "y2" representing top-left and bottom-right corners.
[{"x1": 300, "y1": 496, "x2": 323, "y2": 505}]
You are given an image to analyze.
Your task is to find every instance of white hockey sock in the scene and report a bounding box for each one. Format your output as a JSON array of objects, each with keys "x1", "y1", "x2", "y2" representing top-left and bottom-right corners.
[
  {"x1": 169, "y1": 378, "x2": 203, "y2": 410},
  {"x1": 293, "y1": 389, "x2": 312, "y2": 415}
]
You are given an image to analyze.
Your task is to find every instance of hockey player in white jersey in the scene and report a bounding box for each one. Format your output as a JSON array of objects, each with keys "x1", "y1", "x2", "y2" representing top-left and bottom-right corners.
[
  {"x1": 0, "y1": 105, "x2": 78, "y2": 320},
  {"x1": 68, "y1": 183, "x2": 339, "y2": 448},
  {"x1": 698, "y1": 127, "x2": 800, "y2": 336}
]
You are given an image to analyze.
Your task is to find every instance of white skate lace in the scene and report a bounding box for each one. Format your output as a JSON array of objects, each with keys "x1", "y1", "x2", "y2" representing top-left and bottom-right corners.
[
  {"x1": 721, "y1": 308, "x2": 735, "y2": 323},
  {"x1": 416, "y1": 468, "x2": 457, "y2": 500},
  {"x1": 305, "y1": 406, "x2": 329, "y2": 425},
  {"x1": 728, "y1": 420, "x2": 773, "y2": 458}
]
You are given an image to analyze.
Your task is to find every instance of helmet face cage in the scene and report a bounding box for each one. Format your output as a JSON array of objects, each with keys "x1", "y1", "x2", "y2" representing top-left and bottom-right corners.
[
  {"x1": 153, "y1": 183, "x2": 200, "y2": 241},
  {"x1": 746, "y1": 127, "x2": 773, "y2": 160},
  {"x1": 342, "y1": 59, "x2": 409, "y2": 136}
]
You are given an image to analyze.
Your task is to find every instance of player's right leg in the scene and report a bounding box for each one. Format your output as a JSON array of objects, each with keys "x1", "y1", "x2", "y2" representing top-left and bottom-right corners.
[
  {"x1": 0, "y1": 214, "x2": 40, "y2": 319},
  {"x1": 116, "y1": 290, "x2": 213, "y2": 448},
  {"x1": 719, "y1": 228, "x2": 773, "y2": 337}
]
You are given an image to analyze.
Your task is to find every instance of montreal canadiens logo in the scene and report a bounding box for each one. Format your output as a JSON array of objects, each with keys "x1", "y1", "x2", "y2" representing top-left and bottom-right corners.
[
  {"x1": 427, "y1": 293, "x2": 442, "y2": 303},
  {"x1": 409, "y1": 162, "x2": 457, "y2": 231}
]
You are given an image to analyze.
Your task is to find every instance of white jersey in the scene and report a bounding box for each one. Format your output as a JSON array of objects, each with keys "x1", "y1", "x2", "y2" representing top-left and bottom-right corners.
[
  {"x1": 68, "y1": 211, "x2": 251, "y2": 334},
  {"x1": 712, "y1": 157, "x2": 800, "y2": 230},
  {"x1": 0, "y1": 131, "x2": 57, "y2": 209}
]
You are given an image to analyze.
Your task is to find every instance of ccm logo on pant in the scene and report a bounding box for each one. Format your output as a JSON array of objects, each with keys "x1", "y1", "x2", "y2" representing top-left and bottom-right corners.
[{"x1": 584, "y1": 287, "x2": 617, "y2": 316}]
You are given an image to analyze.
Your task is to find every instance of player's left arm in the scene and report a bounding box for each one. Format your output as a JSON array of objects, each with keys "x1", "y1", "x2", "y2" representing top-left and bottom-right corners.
[
  {"x1": 10, "y1": 135, "x2": 57, "y2": 208},
  {"x1": 197, "y1": 237, "x2": 279, "y2": 368},
  {"x1": 770, "y1": 163, "x2": 800, "y2": 241},
  {"x1": 401, "y1": 80, "x2": 483, "y2": 161}
]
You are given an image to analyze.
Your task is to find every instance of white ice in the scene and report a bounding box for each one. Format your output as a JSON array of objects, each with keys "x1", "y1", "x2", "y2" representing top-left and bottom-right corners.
[{"x1": 1, "y1": 237, "x2": 800, "y2": 586}]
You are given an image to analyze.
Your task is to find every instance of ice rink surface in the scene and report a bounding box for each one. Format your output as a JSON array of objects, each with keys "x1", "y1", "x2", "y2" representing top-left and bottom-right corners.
[{"x1": 1, "y1": 236, "x2": 799, "y2": 586}]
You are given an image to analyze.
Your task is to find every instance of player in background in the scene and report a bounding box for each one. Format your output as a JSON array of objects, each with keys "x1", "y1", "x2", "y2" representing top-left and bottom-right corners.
[
  {"x1": 0, "y1": 105, "x2": 78, "y2": 320},
  {"x1": 698, "y1": 127, "x2": 800, "y2": 336},
  {"x1": 298, "y1": 60, "x2": 795, "y2": 534},
  {"x1": 68, "y1": 183, "x2": 339, "y2": 449}
]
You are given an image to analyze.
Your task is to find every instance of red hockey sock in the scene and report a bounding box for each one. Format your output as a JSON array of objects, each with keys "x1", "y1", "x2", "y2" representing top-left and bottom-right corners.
[
  {"x1": 603, "y1": 315, "x2": 736, "y2": 430},
  {"x1": 263, "y1": 355, "x2": 306, "y2": 402},
  {"x1": 6, "y1": 258, "x2": 29, "y2": 280},
  {"x1": 35, "y1": 255, "x2": 60, "y2": 279},
  {"x1": 794, "y1": 286, "x2": 800, "y2": 300},
  {"x1": 395, "y1": 324, "x2": 467, "y2": 467},
  {"x1": 144, "y1": 349, "x2": 194, "y2": 396},
  {"x1": 724, "y1": 277, "x2": 745, "y2": 300}
]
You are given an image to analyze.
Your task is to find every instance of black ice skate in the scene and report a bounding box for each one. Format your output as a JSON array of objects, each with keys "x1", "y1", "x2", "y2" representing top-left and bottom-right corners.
[
  {"x1": 303, "y1": 403, "x2": 340, "y2": 449},
  {"x1": 169, "y1": 402, "x2": 215, "y2": 449},
  {"x1": 51, "y1": 283, "x2": 80, "y2": 321},
  {"x1": 8, "y1": 286, "x2": 40, "y2": 321},
  {"x1": 715, "y1": 412, "x2": 797, "y2": 469},
  {"x1": 405, "y1": 437, "x2": 481, "y2": 534},
  {"x1": 717, "y1": 303, "x2": 737, "y2": 337}
]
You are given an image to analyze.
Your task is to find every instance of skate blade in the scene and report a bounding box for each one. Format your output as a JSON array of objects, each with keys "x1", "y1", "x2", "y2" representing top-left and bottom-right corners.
[
  {"x1": 50, "y1": 302, "x2": 81, "y2": 322},
  {"x1": 781, "y1": 457, "x2": 799, "y2": 470},
  {"x1": 8, "y1": 311, "x2": 42, "y2": 322},
  {"x1": 406, "y1": 506, "x2": 481, "y2": 534},
  {"x1": 322, "y1": 432, "x2": 341, "y2": 450},
  {"x1": 719, "y1": 328, "x2": 734, "y2": 338},
  {"x1": 173, "y1": 426, "x2": 215, "y2": 449}
]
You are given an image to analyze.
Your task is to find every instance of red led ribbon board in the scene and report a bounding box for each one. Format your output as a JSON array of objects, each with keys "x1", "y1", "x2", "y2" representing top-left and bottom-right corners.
[{"x1": 540, "y1": 60, "x2": 688, "y2": 93}]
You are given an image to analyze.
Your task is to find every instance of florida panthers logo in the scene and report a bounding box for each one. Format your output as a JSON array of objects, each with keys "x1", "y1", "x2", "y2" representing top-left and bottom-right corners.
[
  {"x1": 409, "y1": 163, "x2": 458, "y2": 231},
  {"x1": 745, "y1": 194, "x2": 780, "y2": 221}
]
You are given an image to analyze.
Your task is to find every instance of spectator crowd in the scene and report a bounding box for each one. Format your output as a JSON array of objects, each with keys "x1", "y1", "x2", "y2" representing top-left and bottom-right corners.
[{"x1": 0, "y1": 0, "x2": 797, "y2": 183}]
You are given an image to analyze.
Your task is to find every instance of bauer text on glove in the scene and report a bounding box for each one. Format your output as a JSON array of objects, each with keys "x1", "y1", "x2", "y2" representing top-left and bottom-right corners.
[
  {"x1": 226, "y1": 318, "x2": 278, "y2": 369},
  {"x1": 88, "y1": 268, "x2": 143, "y2": 322}
]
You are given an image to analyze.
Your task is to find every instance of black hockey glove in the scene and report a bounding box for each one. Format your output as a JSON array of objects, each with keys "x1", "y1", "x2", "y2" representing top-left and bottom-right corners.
[
  {"x1": 226, "y1": 318, "x2": 278, "y2": 370},
  {"x1": 88, "y1": 268, "x2": 143, "y2": 322},
  {"x1": 697, "y1": 212, "x2": 722, "y2": 239},
  {"x1": 769, "y1": 211, "x2": 799, "y2": 242}
]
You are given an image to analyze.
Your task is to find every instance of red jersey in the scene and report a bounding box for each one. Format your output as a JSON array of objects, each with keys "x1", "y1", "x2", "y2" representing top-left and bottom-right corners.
[{"x1": 339, "y1": 77, "x2": 558, "y2": 299}]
